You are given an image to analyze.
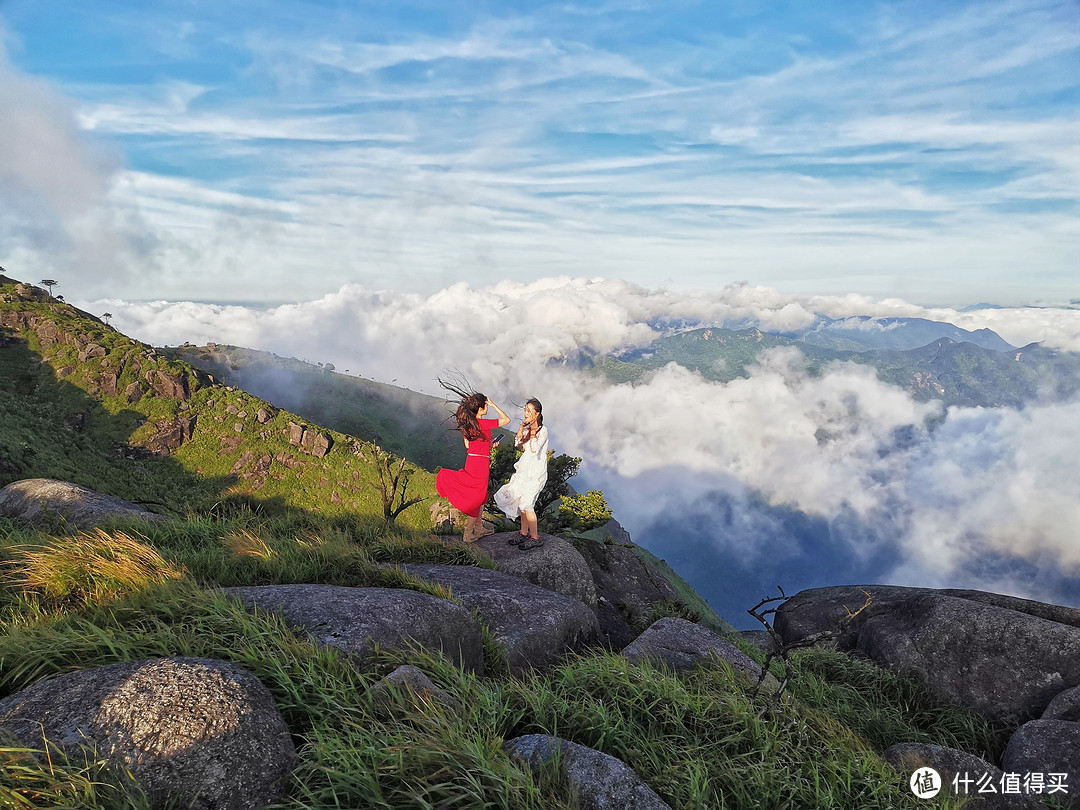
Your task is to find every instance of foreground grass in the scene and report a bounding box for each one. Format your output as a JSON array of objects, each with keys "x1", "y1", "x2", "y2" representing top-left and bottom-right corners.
[{"x1": 0, "y1": 516, "x2": 1003, "y2": 809}]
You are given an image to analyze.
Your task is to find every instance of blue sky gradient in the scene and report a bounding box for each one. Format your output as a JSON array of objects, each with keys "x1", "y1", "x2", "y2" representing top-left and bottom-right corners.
[{"x1": 0, "y1": 0, "x2": 1077, "y2": 304}]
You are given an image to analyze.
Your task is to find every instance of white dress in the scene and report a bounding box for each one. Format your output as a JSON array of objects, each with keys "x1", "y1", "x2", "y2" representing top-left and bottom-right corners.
[{"x1": 494, "y1": 425, "x2": 548, "y2": 519}]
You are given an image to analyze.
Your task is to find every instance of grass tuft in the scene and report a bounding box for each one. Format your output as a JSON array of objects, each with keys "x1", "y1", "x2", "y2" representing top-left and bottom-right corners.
[
  {"x1": 0, "y1": 743, "x2": 151, "y2": 809},
  {"x1": 4, "y1": 530, "x2": 186, "y2": 607}
]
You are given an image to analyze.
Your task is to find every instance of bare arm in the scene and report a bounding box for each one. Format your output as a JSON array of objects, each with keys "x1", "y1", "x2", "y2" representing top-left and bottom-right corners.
[{"x1": 487, "y1": 401, "x2": 512, "y2": 428}]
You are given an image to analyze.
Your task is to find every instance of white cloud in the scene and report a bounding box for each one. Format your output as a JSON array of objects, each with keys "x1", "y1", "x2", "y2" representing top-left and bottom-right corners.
[{"x1": 0, "y1": 40, "x2": 156, "y2": 289}]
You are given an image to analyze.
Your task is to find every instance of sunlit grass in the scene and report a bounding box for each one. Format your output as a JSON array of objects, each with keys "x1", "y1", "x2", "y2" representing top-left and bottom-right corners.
[
  {"x1": 0, "y1": 744, "x2": 151, "y2": 810},
  {"x1": 3, "y1": 530, "x2": 185, "y2": 607}
]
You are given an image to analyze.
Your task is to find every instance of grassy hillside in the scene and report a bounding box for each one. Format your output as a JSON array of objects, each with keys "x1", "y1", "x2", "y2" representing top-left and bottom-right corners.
[
  {"x1": 166, "y1": 344, "x2": 465, "y2": 470},
  {"x1": 0, "y1": 274, "x2": 434, "y2": 531},
  {"x1": 0, "y1": 513, "x2": 1008, "y2": 809}
]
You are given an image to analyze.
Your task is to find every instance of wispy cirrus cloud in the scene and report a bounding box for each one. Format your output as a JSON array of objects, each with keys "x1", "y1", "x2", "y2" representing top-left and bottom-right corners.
[{"x1": 1, "y1": 0, "x2": 1076, "y2": 303}]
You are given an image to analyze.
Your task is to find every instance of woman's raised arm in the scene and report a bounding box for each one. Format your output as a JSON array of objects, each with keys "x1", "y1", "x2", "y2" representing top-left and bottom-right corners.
[{"x1": 487, "y1": 400, "x2": 512, "y2": 428}]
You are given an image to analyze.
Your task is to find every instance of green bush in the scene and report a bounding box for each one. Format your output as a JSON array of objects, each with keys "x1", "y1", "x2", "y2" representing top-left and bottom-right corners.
[{"x1": 557, "y1": 489, "x2": 612, "y2": 532}]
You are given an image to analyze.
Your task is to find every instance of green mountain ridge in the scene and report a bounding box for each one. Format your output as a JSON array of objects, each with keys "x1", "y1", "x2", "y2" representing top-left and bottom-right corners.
[
  {"x1": 0, "y1": 274, "x2": 434, "y2": 530},
  {"x1": 595, "y1": 326, "x2": 1080, "y2": 408}
]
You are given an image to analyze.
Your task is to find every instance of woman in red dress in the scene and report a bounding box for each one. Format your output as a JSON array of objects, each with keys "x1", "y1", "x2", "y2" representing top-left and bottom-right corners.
[{"x1": 436, "y1": 386, "x2": 510, "y2": 542}]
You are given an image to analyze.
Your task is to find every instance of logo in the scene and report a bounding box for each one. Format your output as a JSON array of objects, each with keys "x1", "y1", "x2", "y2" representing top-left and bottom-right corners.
[{"x1": 911, "y1": 768, "x2": 942, "y2": 799}]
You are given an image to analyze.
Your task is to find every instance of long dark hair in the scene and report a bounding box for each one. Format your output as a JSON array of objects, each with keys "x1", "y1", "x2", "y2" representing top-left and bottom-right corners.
[
  {"x1": 525, "y1": 397, "x2": 543, "y2": 428},
  {"x1": 439, "y1": 376, "x2": 487, "y2": 441}
]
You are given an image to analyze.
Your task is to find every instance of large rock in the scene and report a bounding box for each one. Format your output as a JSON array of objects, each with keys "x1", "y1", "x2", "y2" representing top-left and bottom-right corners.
[
  {"x1": 144, "y1": 414, "x2": 197, "y2": 455},
  {"x1": 144, "y1": 368, "x2": 190, "y2": 400},
  {"x1": 503, "y1": 734, "x2": 671, "y2": 810},
  {"x1": 402, "y1": 564, "x2": 600, "y2": 674},
  {"x1": 884, "y1": 743, "x2": 1044, "y2": 809},
  {"x1": 775, "y1": 585, "x2": 1080, "y2": 646},
  {"x1": 573, "y1": 537, "x2": 684, "y2": 650},
  {"x1": 222, "y1": 584, "x2": 484, "y2": 674},
  {"x1": 0, "y1": 657, "x2": 293, "y2": 810},
  {"x1": 1003, "y1": 720, "x2": 1080, "y2": 808},
  {"x1": 0, "y1": 478, "x2": 166, "y2": 529},
  {"x1": 776, "y1": 585, "x2": 1080, "y2": 724},
  {"x1": 470, "y1": 532, "x2": 597, "y2": 607},
  {"x1": 368, "y1": 665, "x2": 458, "y2": 711},
  {"x1": 1043, "y1": 686, "x2": 1080, "y2": 722},
  {"x1": 622, "y1": 617, "x2": 775, "y2": 688}
]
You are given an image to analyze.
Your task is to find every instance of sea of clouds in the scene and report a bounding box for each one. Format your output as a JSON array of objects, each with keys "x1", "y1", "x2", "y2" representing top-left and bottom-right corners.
[{"x1": 84, "y1": 277, "x2": 1080, "y2": 625}]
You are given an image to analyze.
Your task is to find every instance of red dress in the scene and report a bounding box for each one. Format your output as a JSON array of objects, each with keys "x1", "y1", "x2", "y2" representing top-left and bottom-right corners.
[{"x1": 436, "y1": 417, "x2": 499, "y2": 518}]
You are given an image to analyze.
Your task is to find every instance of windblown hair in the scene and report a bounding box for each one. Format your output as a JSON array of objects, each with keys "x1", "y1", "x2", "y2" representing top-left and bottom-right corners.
[{"x1": 439, "y1": 376, "x2": 488, "y2": 441}]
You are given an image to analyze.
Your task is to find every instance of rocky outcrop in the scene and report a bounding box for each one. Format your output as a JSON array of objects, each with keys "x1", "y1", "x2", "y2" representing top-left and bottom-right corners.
[
  {"x1": 0, "y1": 478, "x2": 166, "y2": 529},
  {"x1": 144, "y1": 414, "x2": 197, "y2": 455},
  {"x1": 221, "y1": 584, "x2": 485, "y2": 674},
  {"x1": 775, "y1": 585, "x2": 1080, "y2": 646},
  {"x1": 622, "y1": 617, "x2": 775, "y2": 689},
  {"x1": 1003, "y1": 721, "x2": 1080, "y2": 809},
  {"x1": 503, "y1": 734, "x2": 671, "y2": 810},
  {"x1": 775, "y1": 585, "x2": 1080, "y2": 724},
  {"x1": 144, "y1": 368, "x2": 190, "y2": 400},
  {"x1": 471, "y1": 532, "x2": 598, "y2": 607},
  {"x1": 402, "y1": 564, "x2": 600, "y2": 674},
  {"x1": 0, "y1": 657, "x2": 294, "y2": 810},
  {"x1": 883, "y1": 743, "x2": 1044, "y2": 809},
  {"x1": 286, "y1": 422, "x2": 332, "y2": 457},
  {"x1": 573, "y1": 537, "x2": 685, "y2": 649}
]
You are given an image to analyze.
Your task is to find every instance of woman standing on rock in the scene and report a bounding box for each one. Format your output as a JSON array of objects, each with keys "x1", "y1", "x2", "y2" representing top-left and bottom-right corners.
[
  {"x1": 495, "y1": 398, "x2": 548, "y2": 550},
  {"x1": 437, "y1": 379, "x2": 511, "y2": 543}
]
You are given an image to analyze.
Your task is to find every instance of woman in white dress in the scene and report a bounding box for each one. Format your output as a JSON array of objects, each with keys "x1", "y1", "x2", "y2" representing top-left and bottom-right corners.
[{"x1": 495, "y1": 398, "x2": 548, "y2": 548}]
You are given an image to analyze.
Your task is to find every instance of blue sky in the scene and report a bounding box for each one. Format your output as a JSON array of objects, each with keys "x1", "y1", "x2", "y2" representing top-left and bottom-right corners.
[{"x1": 0, "y1": 0, "x2": 1077, "y2": 305}]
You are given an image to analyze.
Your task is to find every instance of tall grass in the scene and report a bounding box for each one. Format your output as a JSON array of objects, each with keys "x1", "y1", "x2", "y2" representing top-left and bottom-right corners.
[
  {"x1": 788, "y1": 646, "x2": 1013, "y2": 763},
  {"x1": 0, "y1": 513, "x2": 1003, "y2": 809},
  {"x1": 0, "y1": 744, "x2": 151, "y2": 810},
  {"x1": 4, "y1": 530, "x2": 185, "y2": 607}
]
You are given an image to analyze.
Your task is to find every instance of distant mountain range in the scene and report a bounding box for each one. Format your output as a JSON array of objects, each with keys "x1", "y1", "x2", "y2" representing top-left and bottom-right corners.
[
  {"x1": 782, "y1": 315, "x2": 1017, "y2": 352},
  {"x1": 592, "y1": 318, "x2": 1080, "y2": 409}
]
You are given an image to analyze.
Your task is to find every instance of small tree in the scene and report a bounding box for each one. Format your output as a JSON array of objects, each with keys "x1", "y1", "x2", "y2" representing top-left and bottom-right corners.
[
  {"x1": 102, "y1": 312, "x2": 113, "y2": 326},
  {"x1": 40, "y1": 279, "x2": 58, "y2": 297},
  {"x1": 486, "y1": 444, "x2": 586, "y2": 532},
  {"x1": 359, "y1": 439, "x2": 426, "y2": 523}
]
